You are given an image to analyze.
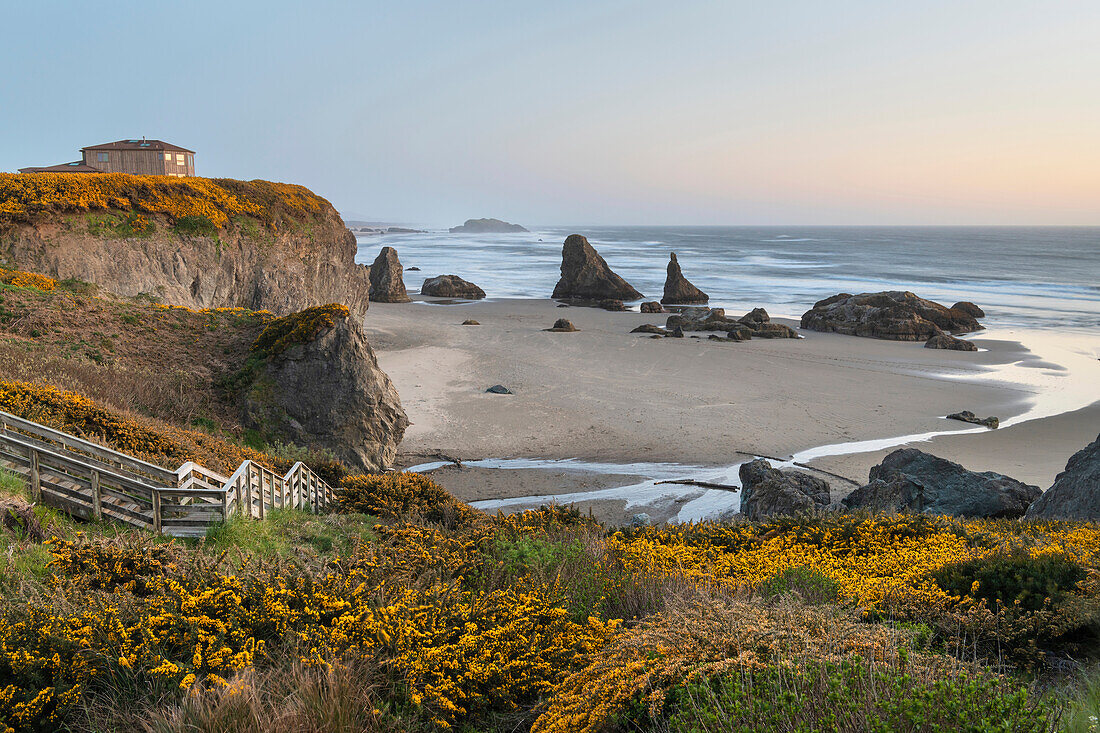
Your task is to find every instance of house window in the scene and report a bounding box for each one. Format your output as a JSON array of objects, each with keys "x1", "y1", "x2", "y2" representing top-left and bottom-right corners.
[
  {"x1": 187, "y1": 155, "x2": 193, "y2": 167},
  {"x1": 97, "y1": 152, "x2": 108, "y2": 162},
  {"x1": 176, "y1": 154, "x2": 185, "y2": 164},
  {"x1": 164, "y1": 153, "x2": 172, "y2": 161}
]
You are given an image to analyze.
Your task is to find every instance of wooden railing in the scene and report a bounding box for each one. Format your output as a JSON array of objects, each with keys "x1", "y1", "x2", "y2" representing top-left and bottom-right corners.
[{"x1": 0, "y1": 410, "x2": 337, "y2": 537}]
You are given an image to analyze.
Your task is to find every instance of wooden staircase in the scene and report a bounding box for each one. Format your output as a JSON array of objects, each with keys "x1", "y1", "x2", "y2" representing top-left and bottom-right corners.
[{"x1": 0, "y1": 410, "x2": 336, "y2": 537}]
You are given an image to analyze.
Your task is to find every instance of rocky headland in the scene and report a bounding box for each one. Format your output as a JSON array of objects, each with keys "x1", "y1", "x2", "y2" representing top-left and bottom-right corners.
[
  {"x1": 0, "y1": 173, "x2": 372, "y2": 316},
  {"x1": 551, "y1": 234, "x2": 643, "y2": 302}
]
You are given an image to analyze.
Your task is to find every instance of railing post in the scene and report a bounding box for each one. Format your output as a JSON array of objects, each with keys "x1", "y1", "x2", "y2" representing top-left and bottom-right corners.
[
  {"x1": 152, "y1": 489, "x2": 162, "y2": 534},
  {"x1": 91, "y1": 469, "x2": 102, "y2": 521},
  {"x1": 29, "y1": 448, "x2": 41, "y2": 501},
  {"x1": 258, "y1": 469, "x2": 264, "y2": 521},
  {"x1": 221, "y1": 487, "x2": 229, "y2": 523}
]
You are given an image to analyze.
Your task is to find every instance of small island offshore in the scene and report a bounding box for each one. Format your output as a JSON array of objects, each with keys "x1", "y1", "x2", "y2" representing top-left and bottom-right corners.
[{"x1": 0, "y1": 169, "x2": 1097, "y2": 733}]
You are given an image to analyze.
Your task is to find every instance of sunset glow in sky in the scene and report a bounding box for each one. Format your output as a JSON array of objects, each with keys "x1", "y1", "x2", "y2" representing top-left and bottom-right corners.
[{"x1": 2, "y1": 1, "x2": 1098, "y2": 224}]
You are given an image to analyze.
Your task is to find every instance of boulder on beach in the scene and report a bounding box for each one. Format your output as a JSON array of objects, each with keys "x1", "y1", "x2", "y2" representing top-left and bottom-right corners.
[
  {"x1": 551, "y1": 234, "x2": 643, "y2": 302},
  {"x1": 486, "y1": 384, "x2": 513, "y2": 394},
  {"x1": 368, "y1": 246, "x2": 411, "y2": 303},
  {"x1": 661, "y1": 252, "x2": 709, "y2": 305},
  {"x1": 599, "y1": 299, "x2": 627, "y2": 311},
  {"x1": 545, "y1": 318, "x2": 578, "y2": 332},
  {"x1": 667, "y1": 307, "x2": 798, "y2": 338},
  {"x1": 461, "y1": 319, "x2": 480, "y2": 326},
  {"x1": 449, "y1": 218, "x2": 528, "y2": 234},
  {"x1": 925, "y1": 334, "x2": 978, "y2": 351},
  {"x1": 631, "y1": 324, "x2": 668, "y2": 335},
  {"x1": 243, "y1": 309, "x2": 408, "y2": 471},
  {"x1": 739, "y1": 459, "x2": 831, "y2": 520},
  {"x1": 800, "y1": 291, "x2": 983, "y2": 341},
  {"x1": 421, "y1": 274, "x2": 486, "y2": 299},
  {"x1": 738, "y1": 308, "x2": 770, "y2": 325},
  {"x1": 640, "y1": 301, "x2": 664, "y2": 313},
  {"x1": 952, "y1": 301, "x2": 985, "y2": 319},
  {"x1": 946, "y1": 411, "x2": 998, "y2": 429},
  {"x1": 842, "y1": 448, "x2": 1039, "y2": 518},
  {"x1": 1025, "y1": 433, "x2": 1100, "y2": 520}
]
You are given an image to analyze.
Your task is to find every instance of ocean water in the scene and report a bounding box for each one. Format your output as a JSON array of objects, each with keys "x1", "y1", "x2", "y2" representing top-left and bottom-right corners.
[{"x1": 357, "y1": 226, "x2": 1100, "y2": 335}]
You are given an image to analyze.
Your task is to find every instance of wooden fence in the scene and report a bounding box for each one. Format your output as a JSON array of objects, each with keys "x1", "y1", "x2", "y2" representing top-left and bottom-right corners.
[{"x1": 0, "y1": 410, "x2": 336, "y2": 537}]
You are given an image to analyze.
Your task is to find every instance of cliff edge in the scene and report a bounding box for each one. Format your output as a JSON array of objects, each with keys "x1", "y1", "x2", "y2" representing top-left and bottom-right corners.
[{"x1": 0, "y1": 173, "x2": 371, "y2": 316}]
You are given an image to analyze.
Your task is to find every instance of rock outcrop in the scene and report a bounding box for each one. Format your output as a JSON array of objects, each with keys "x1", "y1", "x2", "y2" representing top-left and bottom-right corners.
[
  {"x1": 1, "y1": 176, "x2": 372, "y2": 316},
  {"x1": 449, "y1": 218, "x2": 528, "y2": 234},
  {"x1": 545, "y1": 318, "x2": 578, "y2": 332},
  {"x1": 242, "y1": 305, "x2": 408, "y2": 471},
  {"x1": 420, "y1": 274, "x2": 486, "y2": 299},
  {"x1": 1025, "y1": 434, "x2": 1100, "y2": 520},
  {"x1": 946, "y1": 411, "x2": 999, "y2": 429},
  {"x1": 551, "y1": 235, "x2": 643, "y2": 302},
  {"x1": 739, "y1": 459, "x2": 831, "y2": 520},
  {"x1": 368, "y1": 247, "x2": 411, "y2": 303},
  {"x1": 842, "y1": 448, "x2": 1039, "y2": 518},
  {"x1": 666, "y1": 307, "x2": 798, "y2": 339},
  {"x1": 925, "y1": 334, "x2": 978, "y2": 351},
  {"x1": 661, "y1": 253, "x2": 708, "y2": 305},
  {"x1": 631, "y1": 324, "x2": 668, "y2": 335},
  {"x1": 800, "y1": 291, "x2": 982, "y2": 341},
  {"x1": 951, "y1": 301, "x2": 985, "y2": 319}
]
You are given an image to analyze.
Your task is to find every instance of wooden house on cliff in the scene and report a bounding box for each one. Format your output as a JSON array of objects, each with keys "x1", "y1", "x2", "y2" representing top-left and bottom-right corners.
[{"x1": 18, "y1": 138, "x2": 196, "y2": 176}]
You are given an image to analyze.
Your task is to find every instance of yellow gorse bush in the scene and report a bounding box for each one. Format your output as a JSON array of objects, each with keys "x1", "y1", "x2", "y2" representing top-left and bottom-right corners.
[
  {"x1": 0, "y1": 268, "x2": 55, "y2": 292},
  {"x1": 0, "y1": 173, "x2": 332, "y2": 230},
  {"x1": 0, "y1": 379, "x2": 276, "y2": 474}
]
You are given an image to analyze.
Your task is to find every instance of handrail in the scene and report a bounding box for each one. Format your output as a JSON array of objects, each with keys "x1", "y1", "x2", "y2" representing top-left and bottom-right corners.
[{"x1": 0, "y1": 410, "x2": 337, "y2": 536}]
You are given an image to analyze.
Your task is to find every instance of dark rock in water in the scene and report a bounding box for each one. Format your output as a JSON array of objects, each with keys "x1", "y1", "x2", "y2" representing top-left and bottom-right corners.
[
  {"x1": 739, "y1": 459, "x2": 831, "y2": 520},
  {"x1": 421, "y1": 274, "x2": 486, "y2": 300},
  {"x1": 631, "y1": 324, "x2": 668, "y2": 335},
  {"x1": 661, "y1": 252, "x2": 709, "y2": 305},
  {"x1": 946, "y1": 411, "x2": 998, "y2": 429},
  {"x1": 385, "y1": 227, "x2": 426, "y2": 234},
  {"x1": 449, "y1": 218, "x2": 528, "y2": 234},
  {"x1": 668, "y1": 307, "x2": 797, "y2": 338},
  {"x1": 368, "y1": 246, "x2": 411, "y2": 303},
  {"x1": 1025, "y1": 433, "x2": 1100, "y2": 520},
  {"x1": 552, "y1": 234, "x2": 643, "y2": 301},
  {"x1": 546, "y1": 318, "x2": 578, "y2": 332},
  {"x1": 486, "y1": 384, "x2": 513, "y2": 394},
  {"x1": 925, "y1": 333, "x2": 977, "y2": 351},
  {"x1": 242, "y1": 309, "x2": 408, "y2": 471},
  {"x1": 407, "y1": 266, "x2": 421, "y2": 271},
  {"x1": 951, "y1": 301, "x2": 985, "y2": 319},
  {"x1": 738, "y1": 308, "x2": 770, "y2": 325},
  {"x1": 640, "y1": 301, "x2": 664, "y2": 313},
  {"x1": 801, "y1": 291, "x2": 983, "y2": 340},
  {"x1": 461, "y1": 319, "x2": 480, "y2": 326},
  {"x1": 669, "y1": 326, "x2": 684, "y2": 338},
  {"x1": 599, "y1": 299, "x2": 626, "y2": 311},
  {"x1": 842, "y1": 448, "x2": 1039, "y2": 518}
]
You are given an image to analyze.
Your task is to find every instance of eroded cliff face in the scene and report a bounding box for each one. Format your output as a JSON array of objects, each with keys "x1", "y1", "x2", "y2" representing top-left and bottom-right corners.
[{"x1": 1, "y1": 210, "x2": 370, "y2": 317}]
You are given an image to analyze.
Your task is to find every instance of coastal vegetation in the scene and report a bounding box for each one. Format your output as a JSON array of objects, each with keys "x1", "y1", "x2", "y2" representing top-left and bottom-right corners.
[
  {"x1": 0, "y1": 172, "x2": 332, "y2": 231},
  {"x1": 0, "y1": 467, "x2": 1098, "y2": 732}
]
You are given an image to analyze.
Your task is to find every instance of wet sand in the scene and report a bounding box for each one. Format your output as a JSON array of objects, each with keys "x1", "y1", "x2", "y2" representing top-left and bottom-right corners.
[{"x1": 370, "y1": 298, "x2": 1098, "y2": 520}]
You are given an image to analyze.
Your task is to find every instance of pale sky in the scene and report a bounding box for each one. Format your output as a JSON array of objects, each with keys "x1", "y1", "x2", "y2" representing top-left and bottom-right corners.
[{"x1": 2, "y1": 1, "x2": 1099, "y2": 225}]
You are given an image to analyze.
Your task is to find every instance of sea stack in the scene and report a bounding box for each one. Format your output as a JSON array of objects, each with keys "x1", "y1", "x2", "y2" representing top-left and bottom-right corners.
[
  {"x1": 368, "y1": 246, "x2": 411, "y2": 303},
  {"x1": 661, "y1": 252, "x2": 709, "y2": 305},
  {"x1": 551, "y1": 234, "x2": 643, "y2": 302}
]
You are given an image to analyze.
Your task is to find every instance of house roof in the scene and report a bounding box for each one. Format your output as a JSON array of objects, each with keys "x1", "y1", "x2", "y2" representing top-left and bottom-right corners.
[
  {"x1": 18, "y1": 161, "x2": 104, "y2": 174},
  {"x1": 81, "y1": 139, "x2": 196, "y2": 153}
]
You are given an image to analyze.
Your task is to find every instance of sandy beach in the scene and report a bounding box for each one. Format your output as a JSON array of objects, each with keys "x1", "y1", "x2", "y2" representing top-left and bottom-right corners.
[{"x1": 365, "y1": 297, "x2": 1099, "y2": 523}]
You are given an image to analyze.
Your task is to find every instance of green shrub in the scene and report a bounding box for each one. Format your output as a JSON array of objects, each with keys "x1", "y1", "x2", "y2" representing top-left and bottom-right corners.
[
  {"x1": 757, "y1": 565, "x2": 840, "y2": 604},
  {"x1": 173, "y1": 215, "x2": 218, "y2": 237},
  {"x1": 662, "y1": 658, "x2": 1054, "y2": 733},
  {"x1": 933, "y1": 549, "x2": 1087, "y2": 612}
]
